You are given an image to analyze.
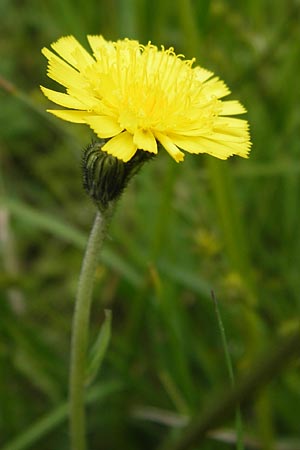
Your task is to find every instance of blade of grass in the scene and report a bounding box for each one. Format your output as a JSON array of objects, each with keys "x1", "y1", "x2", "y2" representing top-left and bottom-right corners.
[
  {"x1": 211, "y1": 290, "x2": 244, "y2": 450},
  {"x1": 85, "y1": 310, "x2": 112, "y2": 386},
  {"x1": 2, "y1": 380, "x2": 123, "y2": 450},
  {"x1": 159, "y1": 326, "x2": 300, "y2": 450},
  {"x1": 4, "y1": 198, "x2": 142, "y2": 287}
]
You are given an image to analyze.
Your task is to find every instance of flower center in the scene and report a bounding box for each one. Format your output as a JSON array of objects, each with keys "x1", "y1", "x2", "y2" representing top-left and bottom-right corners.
[{"x1": 94, "y1": 42, "x2": 201, "y2": 134}]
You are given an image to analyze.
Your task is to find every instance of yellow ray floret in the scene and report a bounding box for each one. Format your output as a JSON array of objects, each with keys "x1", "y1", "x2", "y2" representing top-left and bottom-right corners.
[{"x1": 41, "y1": 35, "x2": 251, "y2": 162}]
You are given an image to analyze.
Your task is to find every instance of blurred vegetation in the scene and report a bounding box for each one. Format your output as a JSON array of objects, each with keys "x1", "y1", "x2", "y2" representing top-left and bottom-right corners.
[{"x1": 1, "y1": 0, "x2": 300, "y2": 449}]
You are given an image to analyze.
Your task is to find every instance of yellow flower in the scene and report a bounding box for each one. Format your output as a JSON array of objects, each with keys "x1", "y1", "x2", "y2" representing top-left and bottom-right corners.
[{"x1": 41, "y1": 35, "x2": 251, "y2": 163}]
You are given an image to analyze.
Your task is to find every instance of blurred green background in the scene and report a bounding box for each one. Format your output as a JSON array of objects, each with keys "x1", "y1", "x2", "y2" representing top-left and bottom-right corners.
[{"x1": 1, "y1": 0, "x2": 300, "y2": 449}]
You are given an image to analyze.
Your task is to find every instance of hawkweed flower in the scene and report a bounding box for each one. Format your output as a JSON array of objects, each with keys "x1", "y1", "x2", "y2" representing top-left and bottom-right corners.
[
  {"x1": 41, "y1": 35, "x2": 251, "y2": 163},
  {"x1": 40, "y1": 36, "x2": 252, "y2": 450}
]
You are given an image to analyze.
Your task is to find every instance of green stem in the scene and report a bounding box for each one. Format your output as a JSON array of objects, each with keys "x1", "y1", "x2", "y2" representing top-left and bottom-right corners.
[{"x1": 69, "y1": 209, "x2": 112, "y2": 450}]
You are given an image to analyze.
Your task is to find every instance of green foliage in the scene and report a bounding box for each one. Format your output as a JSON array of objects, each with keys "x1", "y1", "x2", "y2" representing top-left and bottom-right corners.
[
  {"x1": 1, "y1": 0, "x2": 300, "y2": 449},
  {"x1": 86, "y1": 309, "x2": 112, "y2": 386}
]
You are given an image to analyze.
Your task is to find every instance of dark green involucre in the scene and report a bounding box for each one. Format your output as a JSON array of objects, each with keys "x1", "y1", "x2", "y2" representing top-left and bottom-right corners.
[{"x1": 82, "y1": 140, "x2": 154, "y2": 211}]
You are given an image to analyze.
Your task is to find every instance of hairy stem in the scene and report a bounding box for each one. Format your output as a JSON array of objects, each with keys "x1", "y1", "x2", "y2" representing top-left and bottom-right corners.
[{"x1": 69, "y1": 210, "x2": 112, "y2": 450}]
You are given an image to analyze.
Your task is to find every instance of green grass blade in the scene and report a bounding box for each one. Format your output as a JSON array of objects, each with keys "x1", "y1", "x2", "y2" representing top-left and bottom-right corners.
[
  {"x1": 4, "y1": 198, "x2": 142, "y2": 286},
  {"x1": 211, "y1": 291, "x2": 244, "y2": 450},
  {"x1": 2, "y1": 380, "x2": 123, "y2": 450},
  {"x1": 85, "y1": 310, "x2": 112, "y2": 386}
]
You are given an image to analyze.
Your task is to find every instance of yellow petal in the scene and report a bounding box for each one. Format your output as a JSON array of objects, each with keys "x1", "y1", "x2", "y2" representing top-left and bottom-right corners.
[
  {"x1": 168, "y1": 134, "x2": 205, "y2": 154},
  {"x1": 194, "y1": 66, "x2": 214, "y2": 83},
  {"x1": 213, "y1": 117, "x2": 250, "y2": 140},
  {"x1": 87, "y1": 35, "x2": 116, "y2": 62},
  {"x1": 170, "y1": 134, "x2": 250, "y2": 159},
  {"x1": 102, "y1": 131, "x2": 137, "y2": 162},
  {"x1": 40, "y1": 86, "x2": 86, "y2": 109},
  {"x1": 155, "y1": 132, "x2": 184, "y2": 162},
  {"x1": 85, "y1": 116, "x2": 123, "y2": 138},
  {"x1": 213, "y1": 126, "x2": 249, "y2": 139},
  {"x1": 42, "y1": 47, "x2": 87, "y2": 89},
  {"x1": 219, "y1": 100, "x2": 246, "y2": 116},
  {"x1": 51, "y1": 36, "x2": 95, "y2": 70},
  {"x1": 66, "y1": 86, "x2": 104, "y2": 110},
  {"x1": 215, "y1": 117, "x2": 250, "y2": 130},
  {"x1": 133, "y1": 129, "x2": 157, "y2": 154},
  {"x1": 204, "y1": 77, "x2": 230, "y2": 99},
  {"x1": 208, "y1": 131, "x2": 249, "y2": 143},
  {"x1": 47, "y1": 109, "x2": 89, "y2": 123}
]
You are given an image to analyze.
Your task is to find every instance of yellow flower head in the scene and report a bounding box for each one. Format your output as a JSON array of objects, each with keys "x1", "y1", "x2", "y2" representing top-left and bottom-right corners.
[{"x1": 41, "y1": 35, "x2": 251, "y2": 163}]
